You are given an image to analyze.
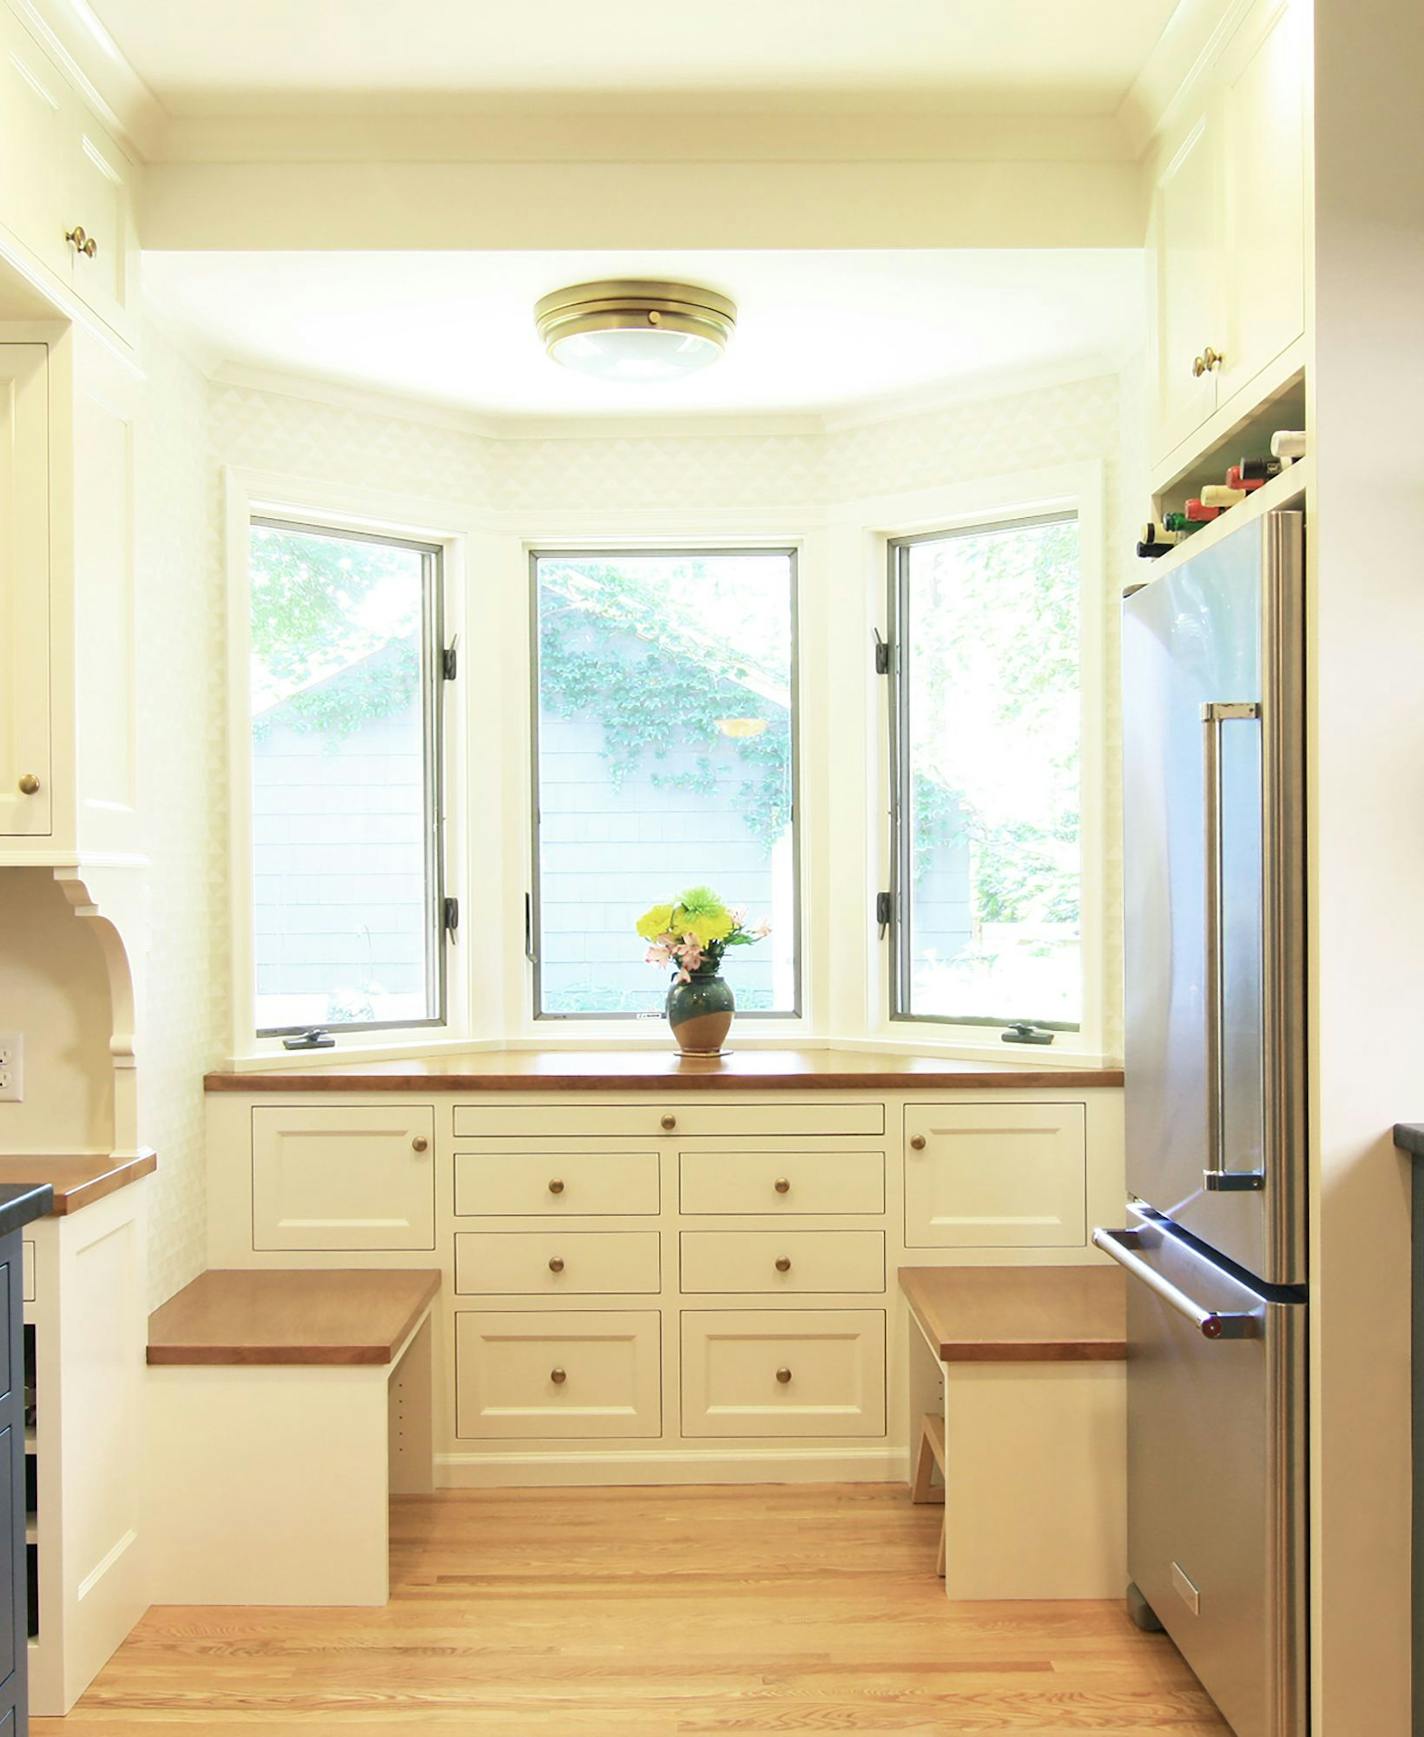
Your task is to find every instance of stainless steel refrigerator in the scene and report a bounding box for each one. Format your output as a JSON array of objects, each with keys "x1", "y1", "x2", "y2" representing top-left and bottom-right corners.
[{"x1": 1093, "y1": 507, "x2": 1308, "y2": 1737}]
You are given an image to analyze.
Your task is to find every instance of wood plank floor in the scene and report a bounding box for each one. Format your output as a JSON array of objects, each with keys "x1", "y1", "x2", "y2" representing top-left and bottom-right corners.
[{"x1": 36, "y1": 1484, "x2": 1229, "y2": 1734}]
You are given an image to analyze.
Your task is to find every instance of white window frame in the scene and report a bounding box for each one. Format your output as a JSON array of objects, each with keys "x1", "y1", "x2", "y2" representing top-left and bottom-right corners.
[{"x1": 223, "y1": 467, "x2": 471, "y2": 1061}]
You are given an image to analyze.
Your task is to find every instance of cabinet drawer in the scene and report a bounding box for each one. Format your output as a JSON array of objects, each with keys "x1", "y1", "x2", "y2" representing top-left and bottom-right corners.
[
  {"x1": 679, "y1": 1150, "x2": 884, "y2": 1216},
  {"x1": 453, "y1": 1102, "x2": 884, "y2": 1139},
  {"x1": 904, "y1": 1102, "x2": 1086, "y2": 1248},
  {"x1": 680, "y1": 1309, "x2": 885, "y2": 1438},
  {"x1": 680, "y1": 1231, "x2": 884, "y2": 1295},
  {"x1": 455, "y1": 1310, "x2": 661, "y2": 1439},
  {"x1": 251, "y1": 1106, "x2": 436, "y2": 1251},
  {"x1": 455, "y1": 1231, "x2": 661, "y2": 1296},
  {"x1": 454, "y1": 1150, "x2": 659, "y2": 1217}
]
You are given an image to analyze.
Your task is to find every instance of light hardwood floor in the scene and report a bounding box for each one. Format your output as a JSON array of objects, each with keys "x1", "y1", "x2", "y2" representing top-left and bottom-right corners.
[{"x1": 36, "y1": 1484, "x2": 1229, "y2": 1733}]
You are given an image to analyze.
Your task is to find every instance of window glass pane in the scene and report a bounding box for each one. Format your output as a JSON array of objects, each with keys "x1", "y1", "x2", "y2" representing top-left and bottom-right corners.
[
  {"x1": 534, "y1": 551, "x2": 798, "y2": 1017},
  {"x1": 896, "y1": 516, "x2": 1081, "y2": 1027},
  {"x1": 249, "y1": 519, "x2": 440, "y2": 1033}
]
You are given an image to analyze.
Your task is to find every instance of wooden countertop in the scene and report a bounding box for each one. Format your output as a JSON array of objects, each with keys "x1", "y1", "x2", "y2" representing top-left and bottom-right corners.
[
  {"x1": 0, "y1": 1150, "x2": 157, "y2": 1217},
  {"x1": 205, "y1": 1048, "x2": 1123, "y2": 1094},
  {"x1": 147, "y1": 1268, "x2": 442, "y2": 1367},
  {"x1": 899, "y1": 1265, "x2": 1127, "y2": 1363}
]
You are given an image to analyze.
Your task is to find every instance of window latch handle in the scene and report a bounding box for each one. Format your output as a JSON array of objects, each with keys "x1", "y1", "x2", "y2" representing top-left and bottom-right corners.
[{"x1": 282, "y1": 1028, "x2": 335, "y2": 1051}]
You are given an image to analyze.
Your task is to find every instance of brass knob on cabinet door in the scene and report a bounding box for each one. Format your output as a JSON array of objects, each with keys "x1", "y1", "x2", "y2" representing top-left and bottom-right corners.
[
  {"x1": 550, "y1": 1367, "x2": 567, "y2": 1385},
  {"x1": 1191, "y1": 345, "x2": 1224, "y2": 378},
  {"x1": 548, "y1": 1256, "x2": 565, "y2": 1273},
  {"x1": 774, "y1": 1256, "x2": 792, "y2": 1273},
  {"x1": 65, "y1": 225, "x2": 97, "y2": 257},
  {"x1": 660, "y1": 1114, "x2": 676, "y2": 1130},
  {"x1": 17, "y1": 774, "x2": 40, "y2": 796},
  {"x1": 775, "y1": 1366, "x2": 793, "y2": 1384},
  {"x1": 548, "y1": 1178, "x2": 565, "y2": 1194},
  {"x1": 774, "y1": 1177, "x2": 791, "y2": 1194},
  {"x1": 411, "y1": 1135, "x2": 429, "y2": 1152},
  {"x1": 910, "y1": 1135, "x2": 927, "y2": 1151}
]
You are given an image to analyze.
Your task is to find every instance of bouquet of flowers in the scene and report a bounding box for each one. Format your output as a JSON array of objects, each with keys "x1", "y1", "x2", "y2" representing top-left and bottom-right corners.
[{"x1": 635, "y1": 886, "x2": 770, "y2": 984}]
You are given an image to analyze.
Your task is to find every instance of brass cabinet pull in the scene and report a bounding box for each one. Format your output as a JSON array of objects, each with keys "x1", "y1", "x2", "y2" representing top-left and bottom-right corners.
[
  {"x1": 660, "y1": 1114, "x2": 676, "y2": 1130},
  {"x1": 548, "y1": 1256, "x2": 565, "y2": 1273},
  {"x1": 775, "y1": 1366, "x2": 793, "y2": 1384},
  {"x1": 65, "y1": 225, "x2": 97, "y2": 257},
  {"x1": 550, "y1": 1367, "x2": 567, "y2": 1385},
  {"x1": 773, "y1": 1177, "x2": 791, "y2": 1194},
  {"x1": 411, "y1": 1135, "x2": 429, "y2": 1153},
  {"x1": 909, "y1": 1135, "x2": 927, "y2": 1151},
  {"x1": 774, "y1": 1255, "x2": 792, "y2": 1273},
  {"x1": 547, "y1": 1177, "x2": 565, "y2": 1194},
  {"x1": 1191, "y1": 345, "x2": 1224, "y2": 378},
  {"x1": 17, "y1": 773, "x2": 40, "y2": 796}
]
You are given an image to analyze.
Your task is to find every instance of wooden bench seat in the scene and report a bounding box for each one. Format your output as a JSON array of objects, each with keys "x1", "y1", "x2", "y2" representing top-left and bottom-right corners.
[
  {"x1": 899, "y1": 1265, "x2": 1127, "y2": 1601},
  {"x1": 146, "y1": 1268, "x2": 440, "y2": 1607}
]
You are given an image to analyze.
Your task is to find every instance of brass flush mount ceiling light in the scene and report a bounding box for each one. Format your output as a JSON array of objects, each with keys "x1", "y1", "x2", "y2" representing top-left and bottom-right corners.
[{"x1": 535, "y1": 280, "x2": 737, "y2": 383}]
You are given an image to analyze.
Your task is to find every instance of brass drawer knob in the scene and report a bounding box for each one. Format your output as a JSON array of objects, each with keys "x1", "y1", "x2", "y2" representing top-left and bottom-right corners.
[
  {"x1": 411, "y1": 1135, "x2": 429, "y2": 1153},
  {"x1": 774, "y1": 1177, "x2": 791, "y2": 1194},
  {"x1": 909, "y1": 1135, "x2": 927, "y2": 1151},
  {"x1": 550, "y1": 1367, "x2": 567, "y2": 1385},
  {"x1": 775, "y1": 1366, "x2": 793, "y2": 1384},
  {"x1": 1191, "y1": 345, "x2": 1224, "y2": 378},
  {"x1": 548, "y1": 1256, "x2": 565, "y2": 1273},
  {"x1": 548, "y1": 1178, "x2": 565, "y2": 1195},
  {"x1": 17, "y1": 773, "x2": 40, "y2": 796},
  {"x1": 660, "y1": 1114, "x2": 676, "y2": 1130},
  {"x1": 774, "y1": 1256, "x2": 792, "y2": 1273},
  {"x1": 65, "y1": 225, "x2": 97, "y2": 258}
]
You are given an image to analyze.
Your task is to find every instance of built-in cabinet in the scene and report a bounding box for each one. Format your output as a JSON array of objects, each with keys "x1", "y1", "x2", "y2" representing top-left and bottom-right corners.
[
  {"x1": 206, "y1": 1085, "x2": 1124, "y2": 1484},
  {"x1": 0, "y1": 345, "x2": 49, "y2": 839},
  {"x1": 1148, "y1": 0, "x2": 1307, "y2": 471}
]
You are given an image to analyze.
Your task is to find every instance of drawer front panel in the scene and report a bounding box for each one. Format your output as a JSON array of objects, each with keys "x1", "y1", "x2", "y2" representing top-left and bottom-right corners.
[
  {"x1": 455, "y1": 1231, "x2": 661, "y2": 1296},
  {"x1": 680, "y1": 1309, "x2": 886, "y2": 1439},
  {"x1": 251, "y1": 1106, "x2": 436, "y2": 1251},
  {"x1": 904, "y1": 1102, "x2": 1087, "y2": 1248},
  {"x1": 454, "y1": 1150, "x2": 659, "y2": 1217},
  {"x1": 679, "y1": 1150, "x2": 885, "y2": 1216},
  {"x1": 455, "y1": 1310, "x2": 661, "y2": 1439},
  {"x1": 680, "y1": 1231, "x2": 884, "y2": 1295},
  {"x1": 453, "y1": 1103, "x2": 884, "y2": 1139}
]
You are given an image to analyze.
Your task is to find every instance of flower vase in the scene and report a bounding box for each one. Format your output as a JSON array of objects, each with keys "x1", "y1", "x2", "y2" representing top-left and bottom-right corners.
[{"x1": 666, "y1": 965, "x2": 735, "y2": 1056}]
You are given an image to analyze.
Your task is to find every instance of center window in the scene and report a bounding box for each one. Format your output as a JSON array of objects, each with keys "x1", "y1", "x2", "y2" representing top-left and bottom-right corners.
[{"x1": 530, "y1": 549, "x2": 800, "y2": 1019}]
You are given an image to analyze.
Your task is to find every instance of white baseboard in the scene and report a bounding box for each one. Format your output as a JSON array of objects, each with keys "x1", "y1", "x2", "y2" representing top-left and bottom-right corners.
[{"x1": 436, "y1": 1445, "x2": 909, "y2": 1489}]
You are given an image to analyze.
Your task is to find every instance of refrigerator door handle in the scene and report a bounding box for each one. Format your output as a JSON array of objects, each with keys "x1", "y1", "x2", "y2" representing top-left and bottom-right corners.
[
  {"x1": 1200, "y1": 701, "x2": 1266, "y2": 1194},
  {"x1": 1092, "y1": 1226, "x2": 1261, "y2": 1340}
]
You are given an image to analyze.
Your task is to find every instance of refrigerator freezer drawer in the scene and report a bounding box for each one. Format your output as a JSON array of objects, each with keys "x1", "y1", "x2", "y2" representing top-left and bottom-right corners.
[{"x1": 1110, "y1": 1206, "x2": 1306, "y2": 1737}]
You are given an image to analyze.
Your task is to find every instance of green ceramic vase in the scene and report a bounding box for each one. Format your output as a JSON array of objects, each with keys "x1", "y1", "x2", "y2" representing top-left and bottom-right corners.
[{"x1": 666, "y1": 965, "x2": 735, "y2": 1055}]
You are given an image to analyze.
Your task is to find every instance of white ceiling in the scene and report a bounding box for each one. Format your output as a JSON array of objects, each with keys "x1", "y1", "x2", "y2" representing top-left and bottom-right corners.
[
  {"x1": 142, "y1": 249, "x2": 1143, "y2": 421},
  {"x1": 87, "y1": 0, "x2": 1180, "y2": 116}
]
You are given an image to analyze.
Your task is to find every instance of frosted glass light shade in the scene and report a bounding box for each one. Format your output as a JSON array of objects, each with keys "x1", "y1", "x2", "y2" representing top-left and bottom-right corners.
[{"x1": 536, "y1": 281, "x2": 736, "y2": 383}]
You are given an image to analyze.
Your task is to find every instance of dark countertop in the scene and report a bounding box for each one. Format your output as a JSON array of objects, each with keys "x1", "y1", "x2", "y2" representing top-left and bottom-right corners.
[
  {"x1": 0, "y1": 1182, "x2": 55, "y2": 1239},
  {"x1": 1396, "y1": 1126, "x2": 1424, "y2": 1158},
  {"x1": 205, "y1": 1047, "x2": 1124, "y2": 1094}
]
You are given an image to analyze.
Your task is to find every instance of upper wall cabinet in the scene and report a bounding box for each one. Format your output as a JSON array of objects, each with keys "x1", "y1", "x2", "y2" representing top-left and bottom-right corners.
[
  {"x1": 1148, "y1": 0, "x2": 1307, "y2": 470},
  {"x1": 0, "y1": 343, "x2": 50, "y2": 837},
  {"x1": 0, "y1": 4, "x2": 136, "y2": 345}
]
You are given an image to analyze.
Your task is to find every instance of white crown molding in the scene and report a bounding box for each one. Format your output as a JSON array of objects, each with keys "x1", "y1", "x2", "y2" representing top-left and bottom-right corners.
[
  {"x1": 1115, "y1": 0, "x2": 1254, "y2": 155},
  {"x1": 8, "y1": 0, "x2": 168, "y2": 159}
]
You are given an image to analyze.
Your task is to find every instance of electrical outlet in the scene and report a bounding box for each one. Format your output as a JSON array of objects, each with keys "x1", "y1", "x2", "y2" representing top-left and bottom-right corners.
[{"x1": 0, "y1": 1032, "x2": 22, "y2": 1103}]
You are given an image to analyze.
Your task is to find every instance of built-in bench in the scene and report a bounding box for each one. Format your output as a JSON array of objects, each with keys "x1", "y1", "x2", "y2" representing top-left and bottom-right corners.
[
  {"x1": 900, "y1": 1265, "x2": 1127, "y2": 1600},
  {"x1": 145, "y1": 1268, "x2": 440, "y2": 1605}
]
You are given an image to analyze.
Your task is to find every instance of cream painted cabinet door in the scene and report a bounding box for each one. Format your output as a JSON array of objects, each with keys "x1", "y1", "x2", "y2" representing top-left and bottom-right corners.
[
  {"x1": 904, "y1": 1102, "x2": 1087, "y2": 1248},
  {"x1": 1216, "y1": 0, "x2": 1307, "y2": 407},
  {"x1": 1151, "y1": 110, "x2": 1226, "y2": 463},
  {"x1": 680, "y1": 1309, "x2": 886, "y2": 1438},
  {"x1": 455, "y1": 1310, "x2": 661, "y2": 1439},
  {"x1": 251, "y1": 1106, "x2": 436, "y2": 1250},
  {"x1": 0, "y1": 11, "x2": 69, "y2": 280},
  {"x1": 57, "y1": 95, "x2": 133, "y2": 339},
  {"x1": 0, "y1": 345, "x2": 50, "y2": 837}
]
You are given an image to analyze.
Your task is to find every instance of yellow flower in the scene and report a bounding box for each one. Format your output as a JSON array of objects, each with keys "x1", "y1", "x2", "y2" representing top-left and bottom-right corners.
[
  {"x1": 635, "y1": 903, "x2": 677, "y2": 941},
  {"x1": 675, "y1": 888, "x2": 735, "y2": 947}
]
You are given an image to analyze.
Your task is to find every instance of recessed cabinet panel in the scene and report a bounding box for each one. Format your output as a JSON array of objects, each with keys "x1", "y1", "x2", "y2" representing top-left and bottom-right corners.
[
  {"x1": 1151, "y1": 113, "x2": 1225, "y2": 460},
  {"x1": 454, "y1": 1231, "x2": 661, "y2": 1296},
  {"x1": 452, "y1": 1102, "x2": 883, "y2": 1139},
  {"x1": 681, "y1": 1309, "x2": 885, "y2": 1438},
  {"x1": 679, "y1": 1150, "x2": 885, "y2": 1216},
  {"x1": 0, "y1": 345, "x2": 50, "y2": 838},
  {"x1": 680, "y1": 1231, "x2": 885, "y2": 1295},
  {"x1": 453, "y1": 1150, "x2": 659, "y2": 1217},
  {"x1": 251, "y1": 1107, "x2": 436, "y2": 1251},
  {"x1": 61, "y1": 103, "x2": 131, "y2": 332},
  {"x1": 0, "y1": 10, "x2": 67, "y2": 277},
  {"x1": 904, "y1": 1102, "x2": 1087, "y2": 1248},
  {"x1": 455, "y1": 1310, "x2": 661, "y2": 1439}
]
